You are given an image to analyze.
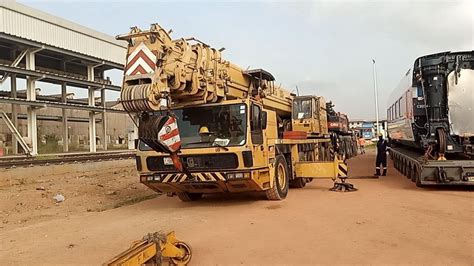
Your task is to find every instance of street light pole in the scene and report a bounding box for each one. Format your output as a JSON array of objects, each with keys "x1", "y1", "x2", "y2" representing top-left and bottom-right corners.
[{"x1": 372, "y1": 59, "x2": 380, "y2": 136}]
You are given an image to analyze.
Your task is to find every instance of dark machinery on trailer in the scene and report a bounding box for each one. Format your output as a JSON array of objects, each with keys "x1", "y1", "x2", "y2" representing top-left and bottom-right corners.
[
  {"x1": 326, "y1": 101, "x2": 358, "y2": 159},
  {"x1": 387, "y1": 51, "x2": 474, "y2": 186}
]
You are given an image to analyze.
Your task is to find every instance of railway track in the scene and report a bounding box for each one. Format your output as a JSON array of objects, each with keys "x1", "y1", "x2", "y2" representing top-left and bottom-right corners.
[{"x1": 0, "y1": 150, "x2": 136, "y2": 169}]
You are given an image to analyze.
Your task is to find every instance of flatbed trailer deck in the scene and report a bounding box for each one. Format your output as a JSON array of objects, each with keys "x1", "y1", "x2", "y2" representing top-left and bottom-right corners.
[{"x1": 390, "y1": 147, "x2": 474, "y2": 186}]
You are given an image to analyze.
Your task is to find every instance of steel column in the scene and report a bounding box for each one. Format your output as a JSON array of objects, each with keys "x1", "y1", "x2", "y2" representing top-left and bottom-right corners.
[
  {"x1": 87, "y1": 65, "x2": 96, "y2": 152},
  {"x1": 10, "y1": 74, "x2": 18, "y2": 154},
  {"x1": 61, "y1": 82, "x2": 69, "y2": 152},
  {"x1": 101, "y1": 88, "x2": 107, "y2": 150},
  {"x1": 25, "y1": 50, "x2": 38, "y2": 156}
]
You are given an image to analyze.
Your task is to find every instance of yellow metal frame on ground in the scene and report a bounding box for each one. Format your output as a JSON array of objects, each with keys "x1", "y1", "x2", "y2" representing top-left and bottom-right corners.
[{"x1": 105, "y1": 231, "x2": 191, "y2": 266}]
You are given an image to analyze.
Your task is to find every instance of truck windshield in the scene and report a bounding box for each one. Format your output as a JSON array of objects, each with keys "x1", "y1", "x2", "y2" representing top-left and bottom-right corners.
[
  {"x1": 293, "y1": 98, "x2": 312, "y2": 119},
  {"x1": 139, "y1": 104, "x2": 247, "y2": 150}
]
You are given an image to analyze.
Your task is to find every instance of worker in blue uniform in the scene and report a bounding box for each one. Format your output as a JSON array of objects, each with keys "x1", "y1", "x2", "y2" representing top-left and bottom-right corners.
[{"x1": 375, "y1": 135, "x2": 388, "y2": 176}]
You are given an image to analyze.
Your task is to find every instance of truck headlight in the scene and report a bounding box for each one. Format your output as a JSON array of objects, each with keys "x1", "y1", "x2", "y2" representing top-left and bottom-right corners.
[{"x1": 226, "y1": 172, "x2": 250, "y2": 179}]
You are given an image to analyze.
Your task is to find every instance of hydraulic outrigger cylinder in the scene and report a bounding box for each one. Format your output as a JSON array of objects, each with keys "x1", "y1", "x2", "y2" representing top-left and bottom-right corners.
[{"x1": 330, "y1": 159, "x2": 357, "y2": 192}]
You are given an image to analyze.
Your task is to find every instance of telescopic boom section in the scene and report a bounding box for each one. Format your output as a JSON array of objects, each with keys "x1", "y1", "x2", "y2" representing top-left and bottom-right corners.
[{"x1": 116, "y1": 23, "x2": 293, "y2": 114}]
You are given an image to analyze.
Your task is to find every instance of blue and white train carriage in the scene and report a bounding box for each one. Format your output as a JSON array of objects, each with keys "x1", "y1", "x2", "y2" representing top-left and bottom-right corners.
[{"x1": 387, "y1": 51, "x2": 473, "y2": 158}]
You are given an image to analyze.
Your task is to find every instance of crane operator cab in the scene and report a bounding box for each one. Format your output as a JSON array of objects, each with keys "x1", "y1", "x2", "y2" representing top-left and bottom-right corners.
[{"x1": 292, "y1": 96, "x2": 329, "y2": 138}]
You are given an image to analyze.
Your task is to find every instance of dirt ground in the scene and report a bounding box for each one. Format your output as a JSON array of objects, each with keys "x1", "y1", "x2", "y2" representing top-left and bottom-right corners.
[
  {"x1": 0, "y1": 160, "x2": 155, "y2": 230},
  {"x1": 0, "y1": 150, "x2": 473, "y2": 265}
]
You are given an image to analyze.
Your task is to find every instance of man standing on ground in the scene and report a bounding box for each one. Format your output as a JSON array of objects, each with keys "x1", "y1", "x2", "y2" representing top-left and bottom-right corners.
[
  {"x1": 358, "y1": 136, "x2": 366, "y2": 154},
  {"x1": 375, "y1": 135, "x2": 388, "y2": 176}
]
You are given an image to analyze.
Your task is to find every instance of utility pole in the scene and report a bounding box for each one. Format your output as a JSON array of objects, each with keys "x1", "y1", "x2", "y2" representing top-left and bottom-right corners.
[{"x1": 372, "y1": 59, "x2": 380, "y2": 136}]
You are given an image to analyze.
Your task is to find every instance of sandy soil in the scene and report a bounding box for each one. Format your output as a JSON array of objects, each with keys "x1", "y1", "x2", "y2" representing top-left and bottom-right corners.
[
  {"x1": 0, "y1": 160, "x2": 155, "y2": 230},
  {"x1": 0, "y1": 151, "x2": 473, "y2": 265}
]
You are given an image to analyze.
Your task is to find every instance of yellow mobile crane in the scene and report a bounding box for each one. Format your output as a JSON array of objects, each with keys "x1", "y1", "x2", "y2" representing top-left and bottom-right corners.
[{"x1": 116, "y1": 24, "x2": 355, "y2": 201}]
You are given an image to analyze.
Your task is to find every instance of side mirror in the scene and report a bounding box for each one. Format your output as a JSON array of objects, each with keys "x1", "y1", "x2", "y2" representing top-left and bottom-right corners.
[{"x1": 261, "y1": 111, "x2": 267, "y2": 130}]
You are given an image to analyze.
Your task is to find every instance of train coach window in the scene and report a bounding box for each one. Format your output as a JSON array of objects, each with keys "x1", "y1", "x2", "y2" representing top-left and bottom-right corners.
[
  {"x1": 398, "y1": 98, "x2": 402, "y2": 118},
  {"x1": 394, "y1": 103, "x2": 398, "y2": 119}
]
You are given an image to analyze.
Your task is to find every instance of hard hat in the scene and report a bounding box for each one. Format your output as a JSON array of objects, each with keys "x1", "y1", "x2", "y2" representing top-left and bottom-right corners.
[{"x1": 199, "y1": 126, "x2": 210, "y2": 135}]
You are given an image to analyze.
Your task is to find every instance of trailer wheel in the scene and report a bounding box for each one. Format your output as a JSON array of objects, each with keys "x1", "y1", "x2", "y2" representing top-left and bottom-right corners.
[
  {"x1": 266, "y1": 155, "x2": 289, "y2": 200},
  {"x1": 402, "y1": 160, "x2": 407, "y2": 176},
  {"x1": 415, "y1": 175, "x2": 422, "y2": 187},
  {"x1": 177, "y1": 192, "x2": 203, "y2": 202},
  {"x1": 290, "y1": 177, "x2": 306, "y2": 188},
  {"x1": 414, "y1": 167, "x2": 424, "y2": 187},
  {"x1": 410, "y1": 166, "x2": 417, "y2": 182}
]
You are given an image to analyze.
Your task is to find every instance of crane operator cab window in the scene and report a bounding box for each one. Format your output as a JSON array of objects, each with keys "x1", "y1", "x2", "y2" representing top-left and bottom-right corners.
[
  {"x1": 138, "y1": 104, "x2": 247, "y2": 150},
  {"x1": 250, "y1": 104, "x2": 267, "y2": 145},
  {"x1": 293, "y1": 98, "x2": 313, "y2": 119}
]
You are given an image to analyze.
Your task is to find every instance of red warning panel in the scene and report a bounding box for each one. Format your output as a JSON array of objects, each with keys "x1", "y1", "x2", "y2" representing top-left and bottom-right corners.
[{"x1": 283, "y1": 131, "x2": 307, "y2": 139}]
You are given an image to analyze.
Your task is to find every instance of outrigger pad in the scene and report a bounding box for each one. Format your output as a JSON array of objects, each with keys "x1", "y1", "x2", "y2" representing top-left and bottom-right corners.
[{"x1": 330, "y1": 181, "x2": 358, "y2": 192}]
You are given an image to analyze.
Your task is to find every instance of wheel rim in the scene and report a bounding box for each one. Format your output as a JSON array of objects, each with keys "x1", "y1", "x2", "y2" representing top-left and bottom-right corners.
[
  {"x1": 277, "y1": 163, "x2": 286, "y2": 189},
  {"x1": 171, "y1": 242, "x2": 192, "y2": 265}
]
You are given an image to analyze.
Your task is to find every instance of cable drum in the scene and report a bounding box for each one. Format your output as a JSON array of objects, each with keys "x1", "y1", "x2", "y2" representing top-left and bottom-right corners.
[{"x1": 120, "y1": 83, "x2": 161, "y2": 112}]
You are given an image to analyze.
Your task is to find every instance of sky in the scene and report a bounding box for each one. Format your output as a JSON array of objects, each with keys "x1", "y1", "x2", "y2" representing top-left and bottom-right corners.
[{"x1": 13, "y1": 0, "x2": 474, "y2": 119}]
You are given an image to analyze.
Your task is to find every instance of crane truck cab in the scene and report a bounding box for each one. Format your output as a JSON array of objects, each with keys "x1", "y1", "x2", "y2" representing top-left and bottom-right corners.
[{"x1": 292, "y1": 96, "x2": 329, "y2": 138}]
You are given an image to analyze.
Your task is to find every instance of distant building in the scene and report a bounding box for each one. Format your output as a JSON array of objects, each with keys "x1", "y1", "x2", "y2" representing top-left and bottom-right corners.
[
  {"x1": 349, "y1": 119, "x2": 388, "y2": 140},
  {"x1": 361, "y1": 121, "x2": 375, "y2": 140},
  {"x1": 349, "y1": 120, "x2": 364, "y2": 130}
]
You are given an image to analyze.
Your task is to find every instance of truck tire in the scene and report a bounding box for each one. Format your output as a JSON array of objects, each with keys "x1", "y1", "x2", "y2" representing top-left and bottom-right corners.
[
  {"x1": 177, "y1": 192, "x2": 203, "y2": 202},
  {"x1": 290, "y1": 177, "x2": 306, "y2": 188},
  {"x1": 266, "y1": 155, "x2": 289, "y2": 200}
]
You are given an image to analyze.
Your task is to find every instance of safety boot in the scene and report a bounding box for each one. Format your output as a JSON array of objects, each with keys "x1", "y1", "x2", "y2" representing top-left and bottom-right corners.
[{"x1": 374, "y1": 169, "x2": 380, "y2": 176}]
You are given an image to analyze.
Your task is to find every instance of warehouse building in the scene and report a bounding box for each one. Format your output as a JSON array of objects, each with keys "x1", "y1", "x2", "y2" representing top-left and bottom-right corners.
[{"x1": 0, "y1": 1, "x2": 134, "y2": 156}]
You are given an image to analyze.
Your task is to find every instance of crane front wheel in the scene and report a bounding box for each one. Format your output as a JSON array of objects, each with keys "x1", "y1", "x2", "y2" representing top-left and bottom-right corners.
[{"x1": 266, "y1": 155, "x2": 289, "y2": 200}]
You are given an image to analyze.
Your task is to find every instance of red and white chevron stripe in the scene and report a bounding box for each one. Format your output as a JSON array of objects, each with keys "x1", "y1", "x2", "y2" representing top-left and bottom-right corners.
[
  {"x1": 158, "y1": 116, "x2": 181, "y2": 153},
  {"x1": 125, "y1": 42, "x2": 157, "y2": 76}
]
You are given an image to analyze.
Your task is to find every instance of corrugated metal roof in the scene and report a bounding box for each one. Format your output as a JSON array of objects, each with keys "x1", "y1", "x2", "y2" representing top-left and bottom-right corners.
[{"x1": 0, "y1": 1, "x2": 127, "y2": 66}]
